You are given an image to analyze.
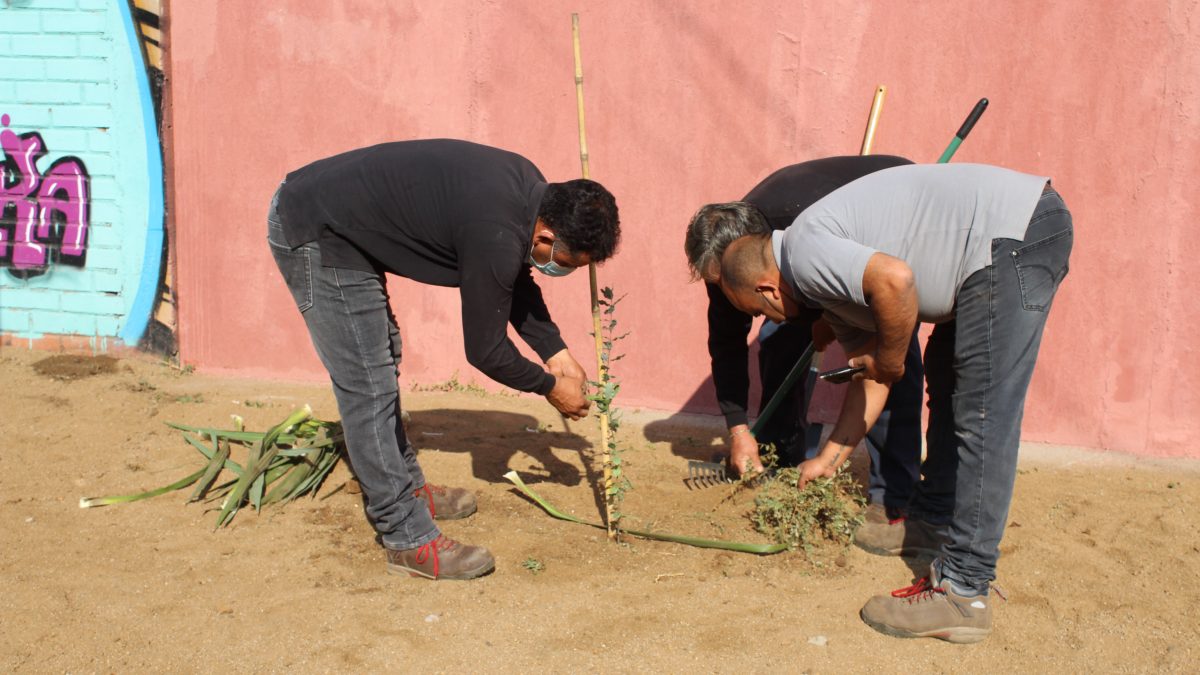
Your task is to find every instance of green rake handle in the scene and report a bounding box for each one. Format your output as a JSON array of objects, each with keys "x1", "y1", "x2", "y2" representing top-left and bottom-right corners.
[
  {"x1": 936, "y1": 98, "x2": 988, "y2": 164},
  {"x1": 750, "y1": 342, "x2": 815, "y2": 437}
]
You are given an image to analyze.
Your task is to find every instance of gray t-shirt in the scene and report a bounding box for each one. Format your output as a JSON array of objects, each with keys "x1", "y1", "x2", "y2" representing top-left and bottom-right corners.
[{"x1": 772, "y1": 163, "x2": 1048, "y2": 350}]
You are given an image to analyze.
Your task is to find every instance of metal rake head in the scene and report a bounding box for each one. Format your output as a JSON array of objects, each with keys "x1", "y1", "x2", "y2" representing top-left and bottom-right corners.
[{"x1": 686, "y1": 460, "x2": 731, "y2": 489}]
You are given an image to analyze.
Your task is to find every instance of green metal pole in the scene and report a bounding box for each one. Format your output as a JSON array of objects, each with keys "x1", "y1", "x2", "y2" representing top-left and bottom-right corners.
[
  {"x1": 936, "y1": 98, "x2": 988, "y2": 163},
  {"x1": 936, "y1": 136, "x2": 964, "y2": 163},
  {"x1": 751, "y1": 343, "x2": 815, "y2": 437}
]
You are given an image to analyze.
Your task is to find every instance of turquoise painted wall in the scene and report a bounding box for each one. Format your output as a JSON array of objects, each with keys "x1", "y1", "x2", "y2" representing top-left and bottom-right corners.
[{"x1": 0, "y1": 0, "x2": 164, "y2": 347}]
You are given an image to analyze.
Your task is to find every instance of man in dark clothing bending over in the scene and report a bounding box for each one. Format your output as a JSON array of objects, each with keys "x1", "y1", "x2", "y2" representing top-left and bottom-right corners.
[
  {"x1": 268, "y1": 139, "x2": 620, "y2": 581},
  {"x1": 684, "y1": 156, "x2": 929, "y2": 553}
]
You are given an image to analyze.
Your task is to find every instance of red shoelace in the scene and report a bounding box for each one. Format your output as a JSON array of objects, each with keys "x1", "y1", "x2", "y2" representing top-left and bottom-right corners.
[
  {"x1": 893, "y1": 576, "x2": 1009, "y2": 603},
  {"x1": 415, "y1": 484, "x2": 447, "y2": 517},
  {"x1": 413, "y1": 535, "x2": 458, "y2": 577},
  {"x1": 891, "y1": 577, "x2": 945, "y2": 604}
]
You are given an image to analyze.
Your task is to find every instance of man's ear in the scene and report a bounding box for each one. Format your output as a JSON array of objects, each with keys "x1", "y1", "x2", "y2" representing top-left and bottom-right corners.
[
  {"x1": 754, "y1": 280, "x2": 782, "y2": 301},
  {"x1": 533, "y1": 219, "x2": 557, "y2": 245}
]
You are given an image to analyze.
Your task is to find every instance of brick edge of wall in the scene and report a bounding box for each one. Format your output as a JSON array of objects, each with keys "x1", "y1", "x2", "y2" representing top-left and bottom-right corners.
[{"x1": 1, "y1": 330, "x2": 134, "y2": 353}]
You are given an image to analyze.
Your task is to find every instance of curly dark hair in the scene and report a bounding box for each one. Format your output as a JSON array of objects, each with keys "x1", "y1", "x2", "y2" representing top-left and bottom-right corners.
[{"x1": 537, "y1": 179, "x2": 620, "y2": 262}]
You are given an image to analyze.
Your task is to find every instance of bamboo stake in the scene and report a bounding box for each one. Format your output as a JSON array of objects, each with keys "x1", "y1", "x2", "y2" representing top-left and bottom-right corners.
[{"x1": 571, "y1": 13, "x2": 615, "y2": 539}]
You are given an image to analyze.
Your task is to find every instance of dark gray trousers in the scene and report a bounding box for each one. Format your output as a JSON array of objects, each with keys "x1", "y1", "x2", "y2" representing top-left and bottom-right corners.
[
  {"x1": 910, "y1": 187, "x2": 1073, "y2": 593},
  {"x1": 267, "y1": 187, "x2": 438, "y2": 550}
]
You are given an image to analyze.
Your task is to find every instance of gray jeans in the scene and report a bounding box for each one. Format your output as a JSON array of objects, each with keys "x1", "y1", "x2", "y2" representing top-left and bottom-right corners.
[
  {"x1": 909, "y1": 187, "x2": 1073, "y2": 593},
  {"x1": 267, "y1": 187, "x2": 438, "y2": 550}
]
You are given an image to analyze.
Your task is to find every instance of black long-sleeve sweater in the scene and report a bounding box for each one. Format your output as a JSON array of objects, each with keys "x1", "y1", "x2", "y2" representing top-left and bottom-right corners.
[
  {"x1": 277, "y1": 139, "x2": 564, "y2": 395},
  {"x1": 707, "y1": 155, "x2": 913, "y2": 427}
]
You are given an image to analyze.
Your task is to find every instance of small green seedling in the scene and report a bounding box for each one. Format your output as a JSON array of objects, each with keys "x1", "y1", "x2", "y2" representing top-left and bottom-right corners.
[
  {"x1": 588, "y1": 287, "x2": 632, "y2": 533},
  {"x1": 522, "y1": 557, "x2": 545, "y2": 574}
]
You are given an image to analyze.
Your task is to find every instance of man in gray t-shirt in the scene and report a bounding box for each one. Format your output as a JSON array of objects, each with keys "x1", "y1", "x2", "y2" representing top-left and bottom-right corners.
[{"x1": 719, "y1": 163, "x2": 1073, "y2": 644}]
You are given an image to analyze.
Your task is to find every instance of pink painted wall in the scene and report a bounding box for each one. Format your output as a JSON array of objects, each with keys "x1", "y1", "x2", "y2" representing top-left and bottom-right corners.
[{"x1": 168, "y1": 1, "x2": 1200, "y2": 458}]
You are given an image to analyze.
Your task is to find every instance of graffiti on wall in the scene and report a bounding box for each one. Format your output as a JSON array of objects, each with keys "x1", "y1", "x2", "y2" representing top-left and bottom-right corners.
[
  {"x1": 0, "y1": 0, "x2": 172, "y2": 350},
  {"x1": 126, "y1": 0, "x2": 176, "y2": 353},
  {"x1": 0, "y1": 114, "x2": 91, "y2": 277},
  {"x1": 132, "y1": 0, "x2": 165, "y2": 114}
]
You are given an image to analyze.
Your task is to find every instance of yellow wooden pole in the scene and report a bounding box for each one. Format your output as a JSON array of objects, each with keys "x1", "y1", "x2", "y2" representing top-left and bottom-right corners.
[
  {"x1": 811, "y1": 86, "x2": 887, "y2": 382},
  {"x1": 571, "y1": 13, "x2": 615, "y2": 539},
  {"x1": 860, "y1": 85, "x2": 886, "y2": 155}
]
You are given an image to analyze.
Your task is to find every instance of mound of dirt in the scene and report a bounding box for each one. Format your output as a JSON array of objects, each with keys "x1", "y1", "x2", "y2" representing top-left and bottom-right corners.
[{"x1": 31, "y1": 354, "x2": 120, "y2": 381}]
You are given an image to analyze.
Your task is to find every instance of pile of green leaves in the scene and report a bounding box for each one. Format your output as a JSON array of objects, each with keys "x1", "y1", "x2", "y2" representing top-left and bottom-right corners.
[
  {"x1": 80, "y1": 406, "x2": 344, "y2": 529},
  {"x1": 749, "y1": 465, "x2": 865, "y2": 558}
]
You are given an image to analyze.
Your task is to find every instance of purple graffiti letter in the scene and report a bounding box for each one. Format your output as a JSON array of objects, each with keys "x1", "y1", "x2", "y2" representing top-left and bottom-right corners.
[
  {"x1": 36, "y1": 160, "x2": 90, "y2": 263},
  {"x1": 0, "y1": 126, "x2": 46, "y2": 267}
]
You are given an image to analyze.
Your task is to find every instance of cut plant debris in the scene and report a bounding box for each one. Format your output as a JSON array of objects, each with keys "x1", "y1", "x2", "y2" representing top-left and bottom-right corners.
[
  {"x1": 80, "y1": 406, "x2": 345, "y2": 529},
  {"x1": 750, "y1": 466, "x2": 866, "y2": 558}
]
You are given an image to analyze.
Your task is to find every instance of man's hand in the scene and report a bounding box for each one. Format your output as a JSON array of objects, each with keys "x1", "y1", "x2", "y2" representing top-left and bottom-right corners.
[
  {"x1": 811, "y1": 318, "x2": 836, "y2": 351},
  {"x1": 796, "y1": 456, "x2": 837, "y2": 488},
  {"x1": 727, "y1": 425, "x2": 763, "y2": 477},
  {"x1": 545, "y1": 348, "x2": 587, "y2": 381},
  {"x1": 546, "y1": 374, "x2": 590, "y2": 420},
  {"x1": 847, "y1": 353, "x2": 905, "y2": 385}
]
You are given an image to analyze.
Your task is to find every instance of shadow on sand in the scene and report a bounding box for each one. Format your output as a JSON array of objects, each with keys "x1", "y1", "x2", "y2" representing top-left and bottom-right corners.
[{"x1": 407, "y1": 407, "x2": 592, "y2": 486}]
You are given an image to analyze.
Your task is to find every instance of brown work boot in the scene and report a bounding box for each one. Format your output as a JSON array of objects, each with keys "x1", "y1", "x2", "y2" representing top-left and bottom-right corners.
[
  {"x1": 414, "y1": 483, "x2": 477, "y2": 520},
  {"x1": 385, "y1": 534, "x2": 495, "y2": 580},
  {"x1": 854, "y1": 505, "x2": 945, "y2": 558},
  {"x1": 860, "y1": 574, "x2": 993, "y2": 643}
]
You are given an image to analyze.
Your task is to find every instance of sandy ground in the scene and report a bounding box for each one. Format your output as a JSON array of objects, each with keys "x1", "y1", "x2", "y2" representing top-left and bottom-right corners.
[{"x1": 1, "y1": 347, "x2": 1198, "y2": 673}]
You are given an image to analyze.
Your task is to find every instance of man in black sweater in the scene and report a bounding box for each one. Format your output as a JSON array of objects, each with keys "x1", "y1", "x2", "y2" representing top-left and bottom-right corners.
[
  {"x1": 685, "y1": 156, "x2": 928, "y2": 549},
  {"x1": 268, "y1": 139, "x2": 619, "y2": 580}
]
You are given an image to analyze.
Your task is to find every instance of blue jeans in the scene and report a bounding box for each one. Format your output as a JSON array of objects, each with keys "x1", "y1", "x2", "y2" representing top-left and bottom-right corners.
[
  {"x1": 758, "y1": 320, "x2": 923, "y2": 511},
  {"x1": 909, "y1": 187, "x2": 1073, "y2": 593},
  {"x1": 267, "y1": 186, "x2": 438, "y2": 550}
]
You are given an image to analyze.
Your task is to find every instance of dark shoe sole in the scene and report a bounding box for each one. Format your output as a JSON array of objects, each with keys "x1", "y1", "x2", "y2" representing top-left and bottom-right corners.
[
  {"x1": 860, "y1": 609, "x2": 990, "y2": 644},
  {"x1": 386, "y1": 556, "x2": 495, "y2": 580}
]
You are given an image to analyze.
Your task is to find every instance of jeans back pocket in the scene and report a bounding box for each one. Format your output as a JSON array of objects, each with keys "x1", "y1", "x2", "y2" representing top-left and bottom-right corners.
[
  {"x1": 1012, "y1": 227, "x2": 1072, "y2": 312},
  {"x1": 269, "y1": 241, "x2": 314, "y2": 313}
]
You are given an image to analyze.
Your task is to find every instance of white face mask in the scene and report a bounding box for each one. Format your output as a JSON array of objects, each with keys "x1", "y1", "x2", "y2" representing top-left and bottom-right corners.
[{"x1": 528, "y1": 240, "x2": 576, "y2": 277}]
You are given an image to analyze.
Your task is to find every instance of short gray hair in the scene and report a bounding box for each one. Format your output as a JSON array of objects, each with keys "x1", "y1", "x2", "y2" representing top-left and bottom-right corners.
[{"x1": 683, "y1": 201, "x2": 769, "y2": 282}]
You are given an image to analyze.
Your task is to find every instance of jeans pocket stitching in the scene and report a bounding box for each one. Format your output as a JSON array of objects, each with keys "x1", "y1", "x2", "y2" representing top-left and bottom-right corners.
[
  {"x1": 1014, "y1": 256, "x2": 1047, "y2": 312},
  {"x1": 299, "y1": 249, "x2": 313, "y2": 313},
  {"x1": 1013, "y1": 227, "x2": 1071, "y2": 255},
  {"x1": 270, "y1": 242, "x2": 314, "y2": 313},
  {"x1": 1012, "y1": 230, "x2": 1071, "y2": 311}
]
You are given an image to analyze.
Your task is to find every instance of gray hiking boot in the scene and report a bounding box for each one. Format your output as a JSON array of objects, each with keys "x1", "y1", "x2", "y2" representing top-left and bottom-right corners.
[
  {"x1": 414, "y1": 483, "x2": 478, "y2": 520},
  {"x1": 854, "y1": 504, "x2": 946, "y2": 558},
  {"x1": 385, "y1": 534, "x2": 495, "y2": 580},
  {"x1": 859, "y1": 567, "x2": 993, "y2": 643}
]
